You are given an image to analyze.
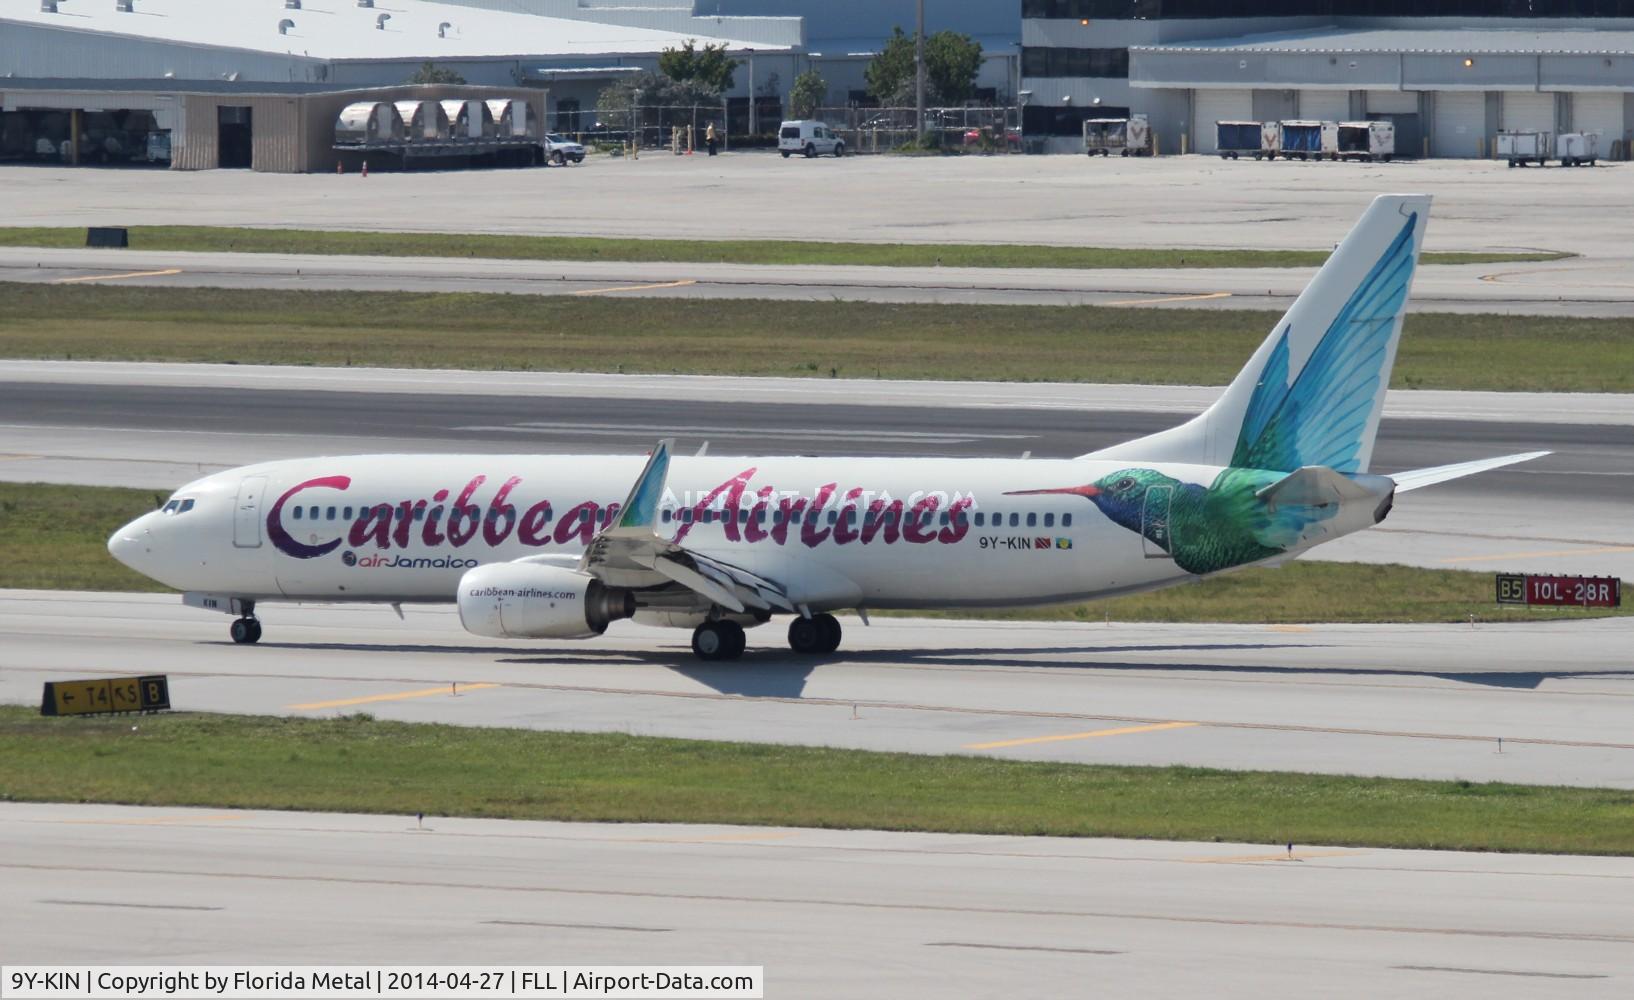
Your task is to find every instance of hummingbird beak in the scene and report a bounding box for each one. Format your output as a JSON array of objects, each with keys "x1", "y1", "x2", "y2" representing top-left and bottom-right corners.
[{"x1": 1005, "y1": 484, "x2": 1101, "y2": 498}]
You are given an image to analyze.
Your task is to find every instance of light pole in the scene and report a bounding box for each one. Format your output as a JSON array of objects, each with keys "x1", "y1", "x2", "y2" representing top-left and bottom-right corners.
[
  {"x1": 746, "y1": 48, "x2": 756, "y2": 135},
  {"x1": 915, "y1": 0, "x2": 926, "y2": 139},
  {"x1": 631, "y1": 87, "x2": 641, "y2": 153}
]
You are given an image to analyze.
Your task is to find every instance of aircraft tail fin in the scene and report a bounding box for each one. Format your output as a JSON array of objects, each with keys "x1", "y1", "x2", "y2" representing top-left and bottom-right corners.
[{"x1": 1086, "y1": 194, "x2": 1431, "y2": 474}]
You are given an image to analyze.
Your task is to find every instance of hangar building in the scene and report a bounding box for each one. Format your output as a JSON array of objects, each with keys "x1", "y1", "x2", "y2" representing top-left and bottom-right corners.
[
  {"x1": 1022, "y1": 2, "x2": 1634, "y2": 156},
  {"x1": 1, "y1": 0, "x2": 1021, "y2": 171}
]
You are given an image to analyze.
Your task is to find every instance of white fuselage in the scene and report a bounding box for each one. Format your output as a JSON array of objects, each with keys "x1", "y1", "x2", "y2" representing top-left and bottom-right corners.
[{"x1": 110, "y1": 453, "x2": 1255, "y2": 611}]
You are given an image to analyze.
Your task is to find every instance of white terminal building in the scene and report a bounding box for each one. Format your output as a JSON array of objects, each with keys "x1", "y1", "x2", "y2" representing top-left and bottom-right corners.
[
  {"x1": 1021, "y1": 1, "x2": 1634, "y2": 156},
  {"x1": 0, "y1": 0, "x2": 1020, "y2": 170}
]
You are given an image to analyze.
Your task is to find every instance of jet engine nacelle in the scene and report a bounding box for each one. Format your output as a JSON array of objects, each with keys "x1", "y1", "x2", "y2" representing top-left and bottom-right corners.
[{"x1": 457, "y1": 562, "x2": 634, "y2": 639}]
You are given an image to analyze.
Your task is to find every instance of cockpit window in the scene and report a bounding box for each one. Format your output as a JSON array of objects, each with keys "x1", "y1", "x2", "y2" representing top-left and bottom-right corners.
[
  {"x1": 162, "y1": 498, "x2": 196, "y2": 514},
  {"x1": 179, "y1": 498, "x2": 195, "y2": 513},
  {"x1": 163, "y1": 500, "x2": 180, "y2": 513}
]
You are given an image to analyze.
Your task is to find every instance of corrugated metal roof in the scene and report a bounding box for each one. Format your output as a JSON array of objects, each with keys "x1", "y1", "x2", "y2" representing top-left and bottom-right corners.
[
  {"x1": 1135, "y1": 27, "x2": 1634, "y2": 56},
  {"x1": 4, "y1": 0, "x2": 788, "y2": 61}
]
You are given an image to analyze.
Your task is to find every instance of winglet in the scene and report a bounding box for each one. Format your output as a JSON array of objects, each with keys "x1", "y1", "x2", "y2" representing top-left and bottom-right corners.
[{"x1": 609, "y1": 438, "x2": 672, "y2": 536}]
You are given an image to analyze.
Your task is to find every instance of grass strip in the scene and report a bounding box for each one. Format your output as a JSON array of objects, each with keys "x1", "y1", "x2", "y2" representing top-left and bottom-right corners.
[
  {"x1": 4, "y1": 481, "x2": 1625, "y2": 624},
  {"x1": 1, "y1": 707, "x2": 1629, "y2": 855},
  {"x1": 3, "y1": 284, "x2": 1630, "y2": 391},
  {"x1": 0, "y1": 226, "x2": 1569, "y2": 269}
]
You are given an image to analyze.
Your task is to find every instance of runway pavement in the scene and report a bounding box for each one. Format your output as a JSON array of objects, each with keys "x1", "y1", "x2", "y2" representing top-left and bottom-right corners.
[
  {"x1": 4, "y1": 803, "x2": 1629, "y2": 996},
  {"x1": 3, "y1": 592, "x2": 1632, "y2": 789},
  {"x1": 5, "y1": 246, "x2": 1629, "y2": 316},
  {"x1": 3, "y1": 363, "x2": 1629, "y2": 578}
]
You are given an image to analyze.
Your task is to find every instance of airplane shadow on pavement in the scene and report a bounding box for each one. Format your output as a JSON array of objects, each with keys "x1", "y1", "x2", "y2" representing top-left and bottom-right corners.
[{"x1": 216, "y1": 640, "x2": 1630, "y2": 698}]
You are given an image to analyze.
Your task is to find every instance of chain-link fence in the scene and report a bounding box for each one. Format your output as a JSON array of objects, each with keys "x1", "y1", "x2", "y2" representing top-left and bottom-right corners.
[
  {"x1": 557, "y1": 103, "x2": 1023, "y2": 154},
  {"x1": 815, "y1": 106, "x2": 1023, "y2": 154}
]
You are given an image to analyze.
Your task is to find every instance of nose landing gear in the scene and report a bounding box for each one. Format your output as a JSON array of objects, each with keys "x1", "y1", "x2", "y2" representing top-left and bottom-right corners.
[{"x1": 229, "y1": 606, "x2": 262, "y2": 645}]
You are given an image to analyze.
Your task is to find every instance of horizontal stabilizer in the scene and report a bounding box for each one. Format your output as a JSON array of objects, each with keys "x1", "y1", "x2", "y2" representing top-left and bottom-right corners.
[
  {"x1": 1391, "y1": 451, "x2": 1550, "y2": 493},
  {"x1": 1255, "y1": 465, "x2": 1378, "y2": 511}
]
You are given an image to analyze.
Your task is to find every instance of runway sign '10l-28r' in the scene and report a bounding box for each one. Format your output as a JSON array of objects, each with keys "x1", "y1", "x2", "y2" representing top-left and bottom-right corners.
[{"x1": 1496, "y1": 574, "x2": 1621, "y2": 608}]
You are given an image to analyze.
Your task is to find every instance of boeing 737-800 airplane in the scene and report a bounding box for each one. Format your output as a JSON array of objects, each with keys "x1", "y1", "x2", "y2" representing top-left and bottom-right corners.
[{"x1": 109, "y1": 194, "x2": 1543, "y2": 659}]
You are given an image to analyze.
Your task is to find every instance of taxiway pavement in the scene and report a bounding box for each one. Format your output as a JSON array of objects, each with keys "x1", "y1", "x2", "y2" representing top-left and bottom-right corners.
[
  {"x1": 3, "y1": 592, "x2": 1631, "y2": 789},
  {"x1": 5, "y1": 247, "x2": 1627, "y2": 317},
  {"x1": 3, "y1": 803, "x2": 1630, "y2": 997}
]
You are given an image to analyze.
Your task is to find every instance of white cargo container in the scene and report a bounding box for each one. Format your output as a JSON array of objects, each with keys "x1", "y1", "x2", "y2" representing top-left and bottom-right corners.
[
  {"x1": 333, "y1": 102, "x2": 405, "y2": 146},
  {"x1": 1555, "y1": 131, "x2": 1601, "y2": 167},
  {"x1": 1497, "y1": 129, "x2": 1550, "y2": 167},
  {"x1": 440, "y1": 99, "x2": 496, "y2": 140},
  {"x1": 486, "y1": 99, "x2": 538, "y2": 140},
  {"x1": 1083, "y1": 115, "x2": 1151, "y2": 157},
  {"x1": 1260, "y1": 120, "x2": 1282, "y2": 159},
  {"x1": 395, "y1": 100, "x2": 451, "y2": 142},
  {"x1": 1336, "y1": 121, "x2": 1394, "y2": 162},
  {"x1": 1214, "y1": 120, "x2": 1264, "y2": 159},
  {"x1": 1278, "y1": 120, "x2": 1338, "y2": 161}
]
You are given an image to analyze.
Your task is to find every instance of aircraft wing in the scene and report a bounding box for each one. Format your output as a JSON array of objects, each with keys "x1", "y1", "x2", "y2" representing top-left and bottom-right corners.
[{"x1": 578, "y1": 440, "x2": 799, "y2": 614}]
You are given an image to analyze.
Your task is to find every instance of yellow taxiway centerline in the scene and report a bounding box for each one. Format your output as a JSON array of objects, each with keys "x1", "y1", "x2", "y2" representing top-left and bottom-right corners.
[
  {"x1": 572, "y1": 279, "x2": 697, "y2": 296},
  {"x1": 965, "y1": 720, "x2": 1197, "y2": 751},
  {"x1": 53, "y1": 268, "x2": 183, "y2": 284},
  {"x1": 1103, "y1": 291, "x2": 1232, "y2": 306},
  {"x1": 289, "y1": 682, "x2": 499, "y2": 711}
]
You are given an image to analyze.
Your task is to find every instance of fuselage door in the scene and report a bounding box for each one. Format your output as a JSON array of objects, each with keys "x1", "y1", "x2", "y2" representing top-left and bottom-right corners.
[
  {"x1": 234, "y1": 475, "x2": 267, "y2": 548},
  {"x1": 1141, "y1": 483, "x2": 1174, "y2": 559}
]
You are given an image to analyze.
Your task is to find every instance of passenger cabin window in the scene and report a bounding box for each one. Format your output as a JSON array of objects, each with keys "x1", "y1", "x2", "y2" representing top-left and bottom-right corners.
[
  {"x1": 1044, "y1": 513, "x2": 1054, "y2": 528},
  {"x1": 327, "y1": 506, "x2": 337, "y2": 520},
  {"x1": 1026, "y1": 512, "x2": 1037, "y2": 527},
  {"x1": 1063, "y1": 513, "x2": 1073, "y2": 527},
  {"x1": 292, "y1": 507, "x2": 303, "y2": 520},
  {"x1": 661, "y1": 509, "x2": 672, "y2": 524},
  {"x1": 343, "y1": 506, "x2": 354, "y2": 519},
  {"x1": 1009, "y1": 513, "x2": 1019, "y2": 527}
]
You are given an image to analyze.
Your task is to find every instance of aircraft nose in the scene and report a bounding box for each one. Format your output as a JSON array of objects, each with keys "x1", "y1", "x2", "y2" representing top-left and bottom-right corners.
[{"x1": 108, "y1": 514, "x2": 155, "y2": 573}]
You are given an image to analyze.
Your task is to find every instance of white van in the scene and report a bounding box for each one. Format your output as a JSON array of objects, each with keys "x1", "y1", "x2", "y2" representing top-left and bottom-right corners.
[{"x1": 778, "y1": 120, "x2": 845, "y2": 158}]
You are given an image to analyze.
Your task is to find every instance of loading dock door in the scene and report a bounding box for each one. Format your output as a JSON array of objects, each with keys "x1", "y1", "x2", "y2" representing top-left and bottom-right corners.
[
  {"x1": 1501, "y1": 92, "x2": 1555, "y2": 133},
  {"x1": 1432, "y1": 91, "x2": 1484, "y2": 157},
  {"x1": 1193, "y1": 89, "x2": 1251, "y2": 154},
  {"x1": 1298, "y1": 89, "x2": 1349, "y2": 123},
  {"x1": 217, "y1": 105, "x2": 253, "y2": 168},
  {"x1": 1367, "y1": 91, "x2": 1420, "y2": 158},
  {"x1": 1571, "y1": 92, "x2": 1626, "y2": 144}
]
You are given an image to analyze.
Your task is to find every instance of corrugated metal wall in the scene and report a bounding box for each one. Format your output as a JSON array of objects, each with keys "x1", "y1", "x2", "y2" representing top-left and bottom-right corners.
[{"x1": 175, "y1": 95, "x2": 306, "y2": 172}]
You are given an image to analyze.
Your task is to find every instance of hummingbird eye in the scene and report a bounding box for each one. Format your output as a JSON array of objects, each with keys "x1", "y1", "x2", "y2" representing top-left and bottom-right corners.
[{"x1": 1115, "y1": 477, "x2": 1136, "y2": 491}]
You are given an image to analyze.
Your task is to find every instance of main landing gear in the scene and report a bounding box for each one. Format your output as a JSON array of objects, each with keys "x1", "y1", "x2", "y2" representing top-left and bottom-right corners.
[
  {"x1": 688, "y1": 613, "x2": 843, "y2": 660},
  {"x1": 691, "y1": 619, "x2": 746, "y2": 661},
  {"x1": 786, "y1": 613, "x2": 841, "y2": 655},
  {"x1": 229, "y1": 604, "x2": 262, "y2": 645}
]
